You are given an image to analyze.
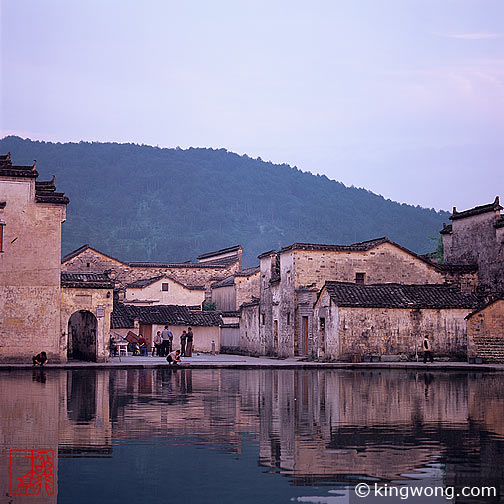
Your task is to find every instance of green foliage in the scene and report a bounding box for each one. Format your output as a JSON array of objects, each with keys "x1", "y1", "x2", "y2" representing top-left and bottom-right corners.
[
  {"x1": 0, "y1": 136, "x2": 449, "y2": 265},
  {"x1": 429, "y1": 236, "x2": 444, "y2": 264},
  {"x1": 202, "y1": 301, "x2": 217, "y2": 311}
]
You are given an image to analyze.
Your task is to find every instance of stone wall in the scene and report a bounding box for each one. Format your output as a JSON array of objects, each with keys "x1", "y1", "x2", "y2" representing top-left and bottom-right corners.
[
  {"x1": 212, "y1": 285, "x2": 236, "y2": 311},
  {"x1": 258, "y1": 253, "x2": 277, "y2": 356},
  {"x1": 0, "y1": 177, "x2": 66, "y2": 362},
  {"x1": 443, "y1": 210, "x2": 504, "y2": 293},
  {"x1": 313, "y1": 300, "x2": 470, "y2": 361},
  {"x1": 467, "y1": 299, "x2": 504, "y2": 363},
  {"x1": 293, "y1": 242, "x2": 445, "y2": 289},
  {"x1": 62, "y1": 248, "x2": 240, "y2": 298},
  {"x1": 239, "y1": 302, "x2": 262, "y2": 355},
  {"x1": 61, "y1": 287, "x2": 113, "y2": 362},
  {"x1": 235, "y1": 272, "x2": 260, "y2": 309}
]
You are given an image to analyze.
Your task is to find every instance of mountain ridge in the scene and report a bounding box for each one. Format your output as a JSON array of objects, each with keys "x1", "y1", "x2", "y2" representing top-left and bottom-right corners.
[{"x1": 0, "y1": 136, "x2": 449, "y2": 266}]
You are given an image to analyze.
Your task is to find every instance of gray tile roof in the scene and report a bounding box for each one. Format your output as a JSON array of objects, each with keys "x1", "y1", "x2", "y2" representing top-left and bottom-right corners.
[
  {"x1": 235, "y1": 265, "x2": 260, "y2": 277},
  {"x1": 322, "y1": 281, "x2": 478, "y2": 309},
  {"x1": 211, "y1": 275, "x2": 235, "y2": 288},
  {"x1": 126, "y1": 275, "x2": 205, "y2": 290},
  {"x1": 197, "y1": 245, "x2": 241, "y2": 260},
  {"x1": 1, "y1": 153, "x2": 69, "y2": 204},
  {"x1": 112, "y1": 302, "x2": 222, "y2": 328},
  {"x1": 61, "y1": 272, "x2": 115, "y2": 289},
  {"x1": 450, "y1": 196, "x2": 502, "y2": 221}
]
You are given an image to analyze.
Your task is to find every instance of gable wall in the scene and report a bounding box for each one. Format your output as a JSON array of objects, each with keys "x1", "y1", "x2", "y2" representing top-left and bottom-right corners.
[
  {"x1": 444, "y1": 211, "x2": 503, "y2": 292},
  {"x1": 293, "y1": 243, "x2": 444, "y2": 290},
  {"x1": 125, "y1": 278, "x2": 205, "y2": 307},
  {"x1": 62, "y1": 248, "x2": 240, "y2": 298},
  {"x1": 0, "y1": 177, "x2": 66, "y2": 362}
]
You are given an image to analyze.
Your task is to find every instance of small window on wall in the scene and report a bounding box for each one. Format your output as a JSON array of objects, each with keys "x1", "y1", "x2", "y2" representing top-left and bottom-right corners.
[
  {"x1": 0, "y1": 221, "x2": 4, "y2": 252},
  {"x1": 355, "y1": 272, "x2": 366, "y2": 284},
  {"x1": 287, "y1": 312, "x2": 291, "y2": 325},
  {"x1": 162, "y1": 283, "x2": 169, "y2": 291},
  {"x1": 261, "y1": 313, "x2": 265, "y2": 325}
]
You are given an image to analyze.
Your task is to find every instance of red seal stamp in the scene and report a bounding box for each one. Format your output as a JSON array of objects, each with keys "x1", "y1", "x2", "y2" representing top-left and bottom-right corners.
[{"x1": 9, "y1": 448, "x2": 55, "y2": 496}]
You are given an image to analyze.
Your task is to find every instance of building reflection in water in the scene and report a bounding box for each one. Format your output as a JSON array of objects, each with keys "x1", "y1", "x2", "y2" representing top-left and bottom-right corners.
[{"x1": 1, "y1": 368, "x2": 503, "y2": 502}]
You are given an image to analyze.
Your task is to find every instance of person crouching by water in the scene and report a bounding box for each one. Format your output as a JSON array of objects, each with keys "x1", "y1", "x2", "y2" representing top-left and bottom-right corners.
[
  {"x1": 166, "y1": 350, "x2": 181, "y2": 366},
  {"x1": 185, "y1": 327, "x2": 193, "y2": 357},
  {"x1": 423, "y1": 334, "x2": 434, "y2": 363},
  {"x1": 180, "y1": 330, "x2": 187, "y2": 356},
  {"x1": 33, "y1": 351, "x2": 48, "y2": 366}
]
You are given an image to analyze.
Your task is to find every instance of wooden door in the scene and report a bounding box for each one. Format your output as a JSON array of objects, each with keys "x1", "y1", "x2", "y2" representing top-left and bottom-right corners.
[{"x1": 302, "y1": 316, "x2": 309, "y2": 355}]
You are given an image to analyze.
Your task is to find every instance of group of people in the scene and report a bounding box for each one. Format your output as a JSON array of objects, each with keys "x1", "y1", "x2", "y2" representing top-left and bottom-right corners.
[{"x1": 153, "y1": 326, "x2": 193, "y2": 358}]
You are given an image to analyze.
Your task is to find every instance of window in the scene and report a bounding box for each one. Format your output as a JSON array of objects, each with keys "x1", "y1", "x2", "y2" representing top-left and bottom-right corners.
[
  {"x1": 162, "y1": 283, "x2": 169, "y2": 291},
  {"x1": 355, "y1": 272, "x2": 366, "y2": 284},
  {"x1": 287, "y1": 312, "x2": 291, "y2": 325},
  {"x1": 0, "y1": 221, "x2": 4, "y2": 252},
  {"x1": 320, "y1": 317, "x2": 326, "y2": 349},
  {"x1": 86, "y1": 262, "x2": 90, "y2": 268},
  {"x1": 261, "y1": 313, "x2": 265, "y2": 325}
]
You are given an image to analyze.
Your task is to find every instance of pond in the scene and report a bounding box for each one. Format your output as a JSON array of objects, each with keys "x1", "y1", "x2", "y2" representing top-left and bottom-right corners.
[{"x1": 2, "y1": 368, "x2": 503, "y2": 503}]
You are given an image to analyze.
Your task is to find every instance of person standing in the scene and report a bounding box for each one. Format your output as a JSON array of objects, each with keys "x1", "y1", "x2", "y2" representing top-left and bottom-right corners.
[
  {"x1": 185, "y1": 327, "x2": 193, "y2": 357},
  {"x1": 180, "y1": 330, "x2": 187, "y2": 357},
  {"x1": 161, "y1": 326, "x2": 173, "y2": 357},
  {"x1": 153, "y1": 331, "x2": 163, "y2": 356},
  {"x1": 423, "y1": 334, "x2": 433, "y2": 363}
]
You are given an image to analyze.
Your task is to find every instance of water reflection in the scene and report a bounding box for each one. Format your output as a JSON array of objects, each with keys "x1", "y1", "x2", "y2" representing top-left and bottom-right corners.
[{"x1": 1, "y1": 368, "x2": 503, "y2": 503}]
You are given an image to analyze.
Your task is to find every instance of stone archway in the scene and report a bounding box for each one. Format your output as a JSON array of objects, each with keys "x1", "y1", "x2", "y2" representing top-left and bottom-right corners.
[{"x1": 68, "y1": 310, "x2": 98, "y2": 361}]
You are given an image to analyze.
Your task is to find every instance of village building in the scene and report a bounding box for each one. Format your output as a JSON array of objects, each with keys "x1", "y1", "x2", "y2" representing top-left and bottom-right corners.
[
  {"x1": 0, "y1": 153, "x2": 69, "y2": 362},
  {"x1": 61, "y1": 244, "x2": 242, "y2": 303},
  {"x1": 211, "y1": 265, "x2": 260, "y2": 312},
  {"x1": 61, "y1": 272, "x2": 115, "y2": 361},
  {"x1": 313, "y1": 282, "x2": 477, "y2": 361},
  {"x1": 441, "y1": 196, "x2": 504, "y2": 295},
  {"x1": 466, "y1": 298, "x2": 504, "y2": 364},
  {"x1": 124, "y1": 274, "x2": 205, "y2": 308},
  {"x1": 242, "y1": 237, "x2": 477, "y2": 358},
  {"x1": 111, "y1": 303, "x2": 223, "y2": 353},
  {"x1": 208, "y1": 266, "x2": 260, "y2": 352}
]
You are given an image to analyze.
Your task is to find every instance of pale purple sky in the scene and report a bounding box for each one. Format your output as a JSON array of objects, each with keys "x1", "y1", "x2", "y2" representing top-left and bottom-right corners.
[{"x1": 1, "y1": 0, "x2": 503, "y2": 211}]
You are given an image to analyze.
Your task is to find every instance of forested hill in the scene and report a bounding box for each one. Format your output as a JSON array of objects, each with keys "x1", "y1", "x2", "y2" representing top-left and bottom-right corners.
[{"x1": 0, "y1": 136, "x2": 449, "y2": 266}]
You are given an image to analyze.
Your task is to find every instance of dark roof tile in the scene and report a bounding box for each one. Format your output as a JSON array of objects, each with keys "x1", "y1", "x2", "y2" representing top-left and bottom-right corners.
[
  {"x1": 235, "y1": 265, "x2": 260, "y2": 277},
  {"x1": 450, "y1": 196, "x2": 502, "y2": 221},
  {"x1": 111, "y1": 302, "x2": 222, "y2": 328},
  {"x1": 211, "y1": 276, "x2": 235, "y2": 288},
  {"x1": 322, "y1": 281, "x2": 478, "y2": 309},
  {"x1": 197, "y1": 245, "x2": 241, "y2": 260},
  {"x1": 61, "y1": 272, "x2": 115, "y2": 289},
  {"x1": 126, "y1": 274, "x2": 205, "y2": 290}
]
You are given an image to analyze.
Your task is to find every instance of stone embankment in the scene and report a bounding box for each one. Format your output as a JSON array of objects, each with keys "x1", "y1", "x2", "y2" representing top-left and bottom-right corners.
[{"x1": 1, "y1": 354, "x2": 504, "y2": 372}]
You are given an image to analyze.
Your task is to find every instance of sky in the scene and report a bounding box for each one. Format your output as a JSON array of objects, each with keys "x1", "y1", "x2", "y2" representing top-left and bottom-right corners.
[{"x1": 1, "y1": 0, "x2": 503, "y2": 211}]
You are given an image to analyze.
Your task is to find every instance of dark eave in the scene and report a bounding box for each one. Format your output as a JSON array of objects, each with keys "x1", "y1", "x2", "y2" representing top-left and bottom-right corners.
[
  {"x1": 197, "y1": 244, "x2": 241, "y2": 260},
  {"x1": 450, "y1": 196, "x2": 502, "y2": 221},
  {"x1": 61, "y1": 272, "x2": 115, "y2": 289},
  {"x1": 321, "y1": 281, "x2": 478, "y2": 310}
]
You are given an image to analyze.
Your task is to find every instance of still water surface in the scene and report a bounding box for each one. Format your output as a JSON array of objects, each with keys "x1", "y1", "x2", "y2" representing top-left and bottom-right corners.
[{"x1": 2, "y1": 368, "x2": 503, "y2": 503}]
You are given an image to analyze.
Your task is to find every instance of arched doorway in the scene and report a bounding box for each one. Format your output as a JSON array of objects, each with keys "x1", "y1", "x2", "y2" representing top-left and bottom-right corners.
[{"x1": 68, "y1": 310, "x2": 97, "y2": 361}]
